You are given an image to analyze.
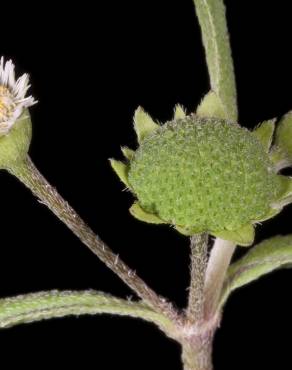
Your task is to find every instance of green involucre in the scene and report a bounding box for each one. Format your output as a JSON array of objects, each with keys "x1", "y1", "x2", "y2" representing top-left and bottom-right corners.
[
  {"x1": 128, "y1": 116, "x2": 281, "y2": 233},
  {"x1": 0, "y1": 110, "x2": 32, "y2": 169}
]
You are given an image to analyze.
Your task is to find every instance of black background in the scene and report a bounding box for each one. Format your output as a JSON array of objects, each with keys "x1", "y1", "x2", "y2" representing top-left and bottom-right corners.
[{"x1": 1, "y1": 1, "x2": 292, "y2": 369}]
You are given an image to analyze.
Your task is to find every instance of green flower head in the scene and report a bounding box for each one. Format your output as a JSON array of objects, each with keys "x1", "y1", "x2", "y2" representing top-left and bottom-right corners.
[{"x1": 110, "y1": 92, "x2": 292, "y2": 246}]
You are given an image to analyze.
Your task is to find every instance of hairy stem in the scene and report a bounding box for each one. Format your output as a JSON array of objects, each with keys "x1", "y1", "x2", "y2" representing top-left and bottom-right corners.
[
  {"x1": 0, "y1": 290, "x2": 175, "y2": 333},
  {"x1": 193, "y1": 0, "x2": 238, "y2": 121},
  {"x1": 181, "y1": 332, "x2": 214, "y2": 370},
  {"x1": 203, "y1": 238, "x2": 236, "y2": 318},
  {"x1": 8, "y1": 157, "x2": 178, "y2": 322},
  {"x1": 186, "y1": 233, "x2": 208, "y2": 323}
]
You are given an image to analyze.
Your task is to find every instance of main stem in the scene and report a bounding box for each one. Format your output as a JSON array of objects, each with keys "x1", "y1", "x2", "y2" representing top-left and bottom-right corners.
[
  {"x1": 182, "y1": 335, "x2": 214, "y2": 370},
  {"x1": 182, "y1": 234, "x2": 219, "y2": 370},
  {"x1": 8, "y1": 157, "x2": 178, "y2": 322}
]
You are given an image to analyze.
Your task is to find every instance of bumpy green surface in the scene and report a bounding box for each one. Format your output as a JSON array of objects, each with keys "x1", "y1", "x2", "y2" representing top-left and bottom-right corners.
[{"x1": 128, "y1": 116, "x2": 282, "y2": 232}]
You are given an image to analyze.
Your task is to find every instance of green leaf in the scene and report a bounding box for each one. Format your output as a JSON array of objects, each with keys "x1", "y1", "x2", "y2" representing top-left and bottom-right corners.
[
  {"x1": 277, "y1": 175, "x2": 292, "y2": 200},
  {"x1": 0, "y1": 290, "x2": 174, "y2": 333},
  {"x1": 220, "y1": 235, "x2": 292, "y2": 308},
  {"x1": 175, "y1": 225, "x2": 202, "y2": 236},
  {"x1": 133, "y1": 107, "x2": 159, "y2": 143},
  {"x1": 109, "y1": 159, "x2": 130, "y2": 187},
  {"x1": 255, "y1": 207, "x2": 281, "y2": 223},
  {"x1": 252, "y1": 119, "x2": 276, "y2": 152},
  {"x1": 193, "y1": 0, "x2": 238, "y2": 122},
  {"x1": 270, "y1": 145, "x2": 291, "y2": 171},
  {"x1": 271, "y1": 176, "x2": 292, "y2": 210},
  {"x1": 174, "y1": 104, "x2": 186, "y2": 120},
  {"x1": 211, "y1": 224, "x2": 255, "y2": 247},
  {"x1": 121, "y1": 146, "x2": 135, "y2": 161},
  {"x1": 274, "y1": 111, "x2": 292, "y2": 159},
  {"x1": 196, "y1": 91, "x2": 227, "y2": 120},
  {"x1": 129, "y1": 202, "x2": 166, "y2": 224}
]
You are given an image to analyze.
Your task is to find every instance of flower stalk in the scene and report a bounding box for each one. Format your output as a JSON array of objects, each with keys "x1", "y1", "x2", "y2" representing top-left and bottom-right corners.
[
  {"x1": 186, "y1": 233, "x2": 208, "y2": 323},
  {"x1": 8, "y1": 157, "x2": 179, "y2": 323}
]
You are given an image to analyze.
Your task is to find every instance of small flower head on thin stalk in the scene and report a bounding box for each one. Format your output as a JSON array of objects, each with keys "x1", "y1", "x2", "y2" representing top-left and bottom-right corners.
[
  {"x1": 110, "y1": 92, "x2": 292, "y2": 247},
  {"x1": 0, "y1": 57, "x2": 36, "y2": 169}
]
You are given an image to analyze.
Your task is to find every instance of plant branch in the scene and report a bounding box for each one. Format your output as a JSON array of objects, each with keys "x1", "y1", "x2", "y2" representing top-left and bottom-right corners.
[
  {"x1": 193, "y1": 0, "x2": 238, "y2": 121},
  {"x1": 8, "y1": 157, "x2": 179, "y2": 323},
  {"x1": 203, "y1": 238, "x2": 236, "y2": 318},
  {"x1": 0, "y1": 290, "x2": 175, "y2": 333},
  {"x1": 186, "y1": 233, "x2": 208, "y2": 323}
]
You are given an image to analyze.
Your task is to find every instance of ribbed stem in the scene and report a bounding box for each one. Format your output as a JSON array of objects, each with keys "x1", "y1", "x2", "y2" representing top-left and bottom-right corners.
[
  {"x1": 187, "y1": 233, "x2": 208, "y2": 323},
  {"x1": 8, "y1": 157, "x2": 178, "y2": 323}
]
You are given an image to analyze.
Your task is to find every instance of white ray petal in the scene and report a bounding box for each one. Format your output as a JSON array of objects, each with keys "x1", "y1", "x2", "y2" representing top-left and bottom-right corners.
[{"x1": 0, "y1": 57, "x2": 36, "y2": 135}]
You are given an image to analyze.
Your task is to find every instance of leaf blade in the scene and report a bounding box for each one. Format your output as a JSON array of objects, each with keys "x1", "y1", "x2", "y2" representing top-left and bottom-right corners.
[
  {"x1": 211, "y1": 224, "x2": 255, "y2": 247},
  {"x1": 133, "y1": 107, "x2": 159, "y2": 143},
  {"x1": 220, "y1": 235, "x2": 292, "y2": 307},
  {"x1": 0, "y1": 290, "x2": 174, "y2": 333},
  {"x1": 196, "y1": 91, "x2": 227, "y2": 119},
  {"x1": 193, "y1": 0, "x2": 238, "y2": 121},
  {"x1": 109, "y1": 159, "x2": 130, "y2": 187},
  {"x1": 252, "y1": 119, "x2": 276, "y2": 152},
  {"x1": 129, "y1": 202, "x2": 166, "y2": 224}
]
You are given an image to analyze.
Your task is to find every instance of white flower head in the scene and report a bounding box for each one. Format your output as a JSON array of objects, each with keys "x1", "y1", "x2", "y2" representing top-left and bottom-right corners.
[{"x1": 0, "y1": 57, "x2": 36, "y2": 136}]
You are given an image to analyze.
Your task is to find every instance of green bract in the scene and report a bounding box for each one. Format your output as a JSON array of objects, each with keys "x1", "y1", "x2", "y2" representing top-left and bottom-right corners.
[
  {"x1": 110, "y1": 94, "x2": 292, "y2": 246},
  {"x1": 0, "y1": 110, "x2": 32, "y2": 169}
]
